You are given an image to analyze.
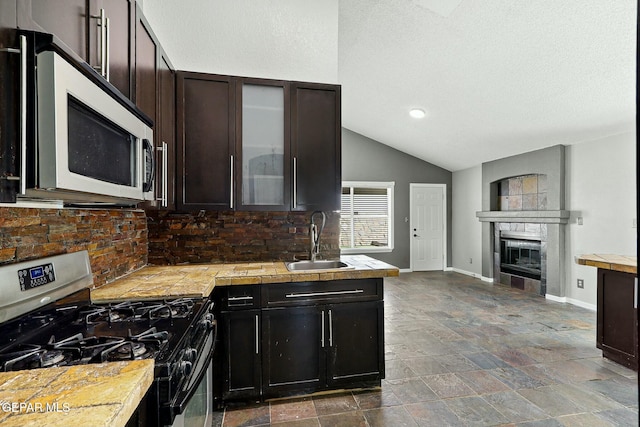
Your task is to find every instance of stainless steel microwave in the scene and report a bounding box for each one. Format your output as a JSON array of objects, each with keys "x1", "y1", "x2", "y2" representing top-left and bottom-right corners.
[{"x1": 22, "y1": 48, "x2": 154, "y2": 204}]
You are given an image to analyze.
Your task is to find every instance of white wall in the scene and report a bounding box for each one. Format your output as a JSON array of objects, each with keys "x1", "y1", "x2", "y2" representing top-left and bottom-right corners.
[
  {"x1": 451, "y1": 165, "x2": 483, "y2": 278},
  {"x1": 565, "y1": 132, "x2": 637, "y2": 309},
  {"x1": 142, "y1": 0, "x2": 338, "y2": 83}
]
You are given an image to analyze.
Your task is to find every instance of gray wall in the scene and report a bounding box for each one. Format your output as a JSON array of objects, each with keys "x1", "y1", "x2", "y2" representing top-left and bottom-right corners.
[{"x1": 342, "y1": 128, "x2": 452, "y2": 269}]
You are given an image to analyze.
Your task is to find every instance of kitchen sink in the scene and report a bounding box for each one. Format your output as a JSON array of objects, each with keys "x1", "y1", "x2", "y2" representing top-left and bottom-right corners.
[{"x1": 285, "y1": 260, "x2": 353, "y2": 271}]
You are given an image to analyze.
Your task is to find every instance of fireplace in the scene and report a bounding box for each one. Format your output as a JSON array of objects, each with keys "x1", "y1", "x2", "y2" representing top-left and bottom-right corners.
[
  {"x1": 477, "y1": 145, "x2": 570, "y2": 299},
  {"x1": 500, "y1": 231, "x2": 541, "y2": 281}
]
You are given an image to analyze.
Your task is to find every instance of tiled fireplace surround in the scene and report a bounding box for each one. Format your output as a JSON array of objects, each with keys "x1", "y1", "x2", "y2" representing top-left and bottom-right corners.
[{"x1": 477, "y1": 145, "x2": 570, "y2": 298}]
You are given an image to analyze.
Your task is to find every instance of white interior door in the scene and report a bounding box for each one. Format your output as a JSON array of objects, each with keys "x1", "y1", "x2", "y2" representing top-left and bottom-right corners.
[{"x1": 410, "y1": 184, "x2": 445, "y2": 271}]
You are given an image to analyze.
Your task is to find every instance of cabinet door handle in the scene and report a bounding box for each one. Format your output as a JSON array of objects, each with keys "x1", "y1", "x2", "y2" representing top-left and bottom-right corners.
[
  {"x1": 285, "y1": 290, "x2": 364, "y2": 298},
  {"x1": 321, "y1": 310, "x2": 325, "y2": 348},
  {"x1": 635, "y1": 278, "x2": 638, "y2": 310},
  {"x1": 255, "y1": 314, "x2": 259, "y2": 354},
  {"x1": 91, "y1": 9, "x2": 107, "y2": 78},
  {"x1": 328, "y1": 309, "x2": 333, "y2": 347},
  {"x1": 156, "y1": 142, "x2": 168, "y2": 207},
  {"x1": 0, "y1": 35, "x2": 27, "y2": 194},
  {"x1": 105, "y1": 16, "x2": 110, "y2": 81},
  {"x1": 230, "y1": 155, "x2": 234, "y2": 209},
  {"x1": 292, "y1": 156, "x2": 297, "y2": 208}
]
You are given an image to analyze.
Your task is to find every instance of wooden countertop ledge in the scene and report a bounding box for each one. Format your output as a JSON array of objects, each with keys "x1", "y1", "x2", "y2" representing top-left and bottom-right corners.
[
  {"x1": 0, "y1": 360, "x2": 154, "y2": 427},
  {"x1": 91, "y1": 255, "x2": 399, "y2": 303},
  {"x1": 575, "y1": 254, "x2": 637, "y2": 275}
]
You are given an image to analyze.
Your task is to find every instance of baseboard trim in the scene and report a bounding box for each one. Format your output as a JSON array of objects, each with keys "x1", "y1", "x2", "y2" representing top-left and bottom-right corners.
[
  {"x1": 545, "y1": 294, "x2": 596, "y2": 311},
  {"x1": 399, "y1": 268, "x2": 412, "y2": 274}
]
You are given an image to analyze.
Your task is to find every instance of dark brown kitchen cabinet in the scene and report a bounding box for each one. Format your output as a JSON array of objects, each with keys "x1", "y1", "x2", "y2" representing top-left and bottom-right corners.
[
  {"x1": 175, "y1": 73, "x2": 340, "y2": 212},
  {"x1": 261, "y1": 300, "x2": 384, "y2": 399},
  {"x1": 218, "y1": 285, "x2": 262, "y2": 401},
  {"x1": 214, "y1": 278, "x2": 384, "y2": 403},
  {"x1": 24, "y1": 0, "x2": 134, "y2": 97},
  {"x1": 176, "y1": 72, "x2": 235, "y2": 211},
  {"x1": 597, "y1": 269, "x2": 638, "y2": 370},
  {"x1": 154, "y1": 50, "x2": 176, "y2": 209},
  {"x1": 291, "y1": 82, "x2": 341, "y2": 211},
  {"x1": 261, "y1": 305, "x2": 325, "y2": 398},
  {"x1": 326, "y1": 301, "x2": 384, "y2": 387},
  {"x1": 133, "y1": 6, "x2": 156, "y2": 122},
  {"x1": 235, "y1": 78, "x2": 291, "y2": 211},
  {"x1": 221, "y1": 309, "x2": 262, "y2": 400}
]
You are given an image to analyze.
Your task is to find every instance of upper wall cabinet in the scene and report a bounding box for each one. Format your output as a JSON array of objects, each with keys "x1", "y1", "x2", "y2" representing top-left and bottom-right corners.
[
  {"x1": 235, "y1": 78, "x2": 291, "y2": 211},
  {"x1": 291, "y1": 83, "x2": 341, "y2": 212},
  {"x1": 23, "y1": 0, "x2": 134, "y2": 97},
  {"x1": 176, "y1": 72, "x2": 236, "y2": 211},
  {"x1": 177, "y1": 73, "x2": 341, "y2": 212}
]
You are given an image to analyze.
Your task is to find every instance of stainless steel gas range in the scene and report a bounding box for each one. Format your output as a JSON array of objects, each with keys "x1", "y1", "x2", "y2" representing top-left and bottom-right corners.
[{"x1": 0, "y1": 251, "x2": 217, "y2": 427}]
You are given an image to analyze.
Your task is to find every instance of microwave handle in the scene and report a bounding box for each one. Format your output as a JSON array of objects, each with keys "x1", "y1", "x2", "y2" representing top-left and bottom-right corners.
[
  {"x1": 142, "y1": 138, "x2": 155, "y2": 193},
  {"x1": 0, "y1": 35, "x2": 27, "y2": 194}
]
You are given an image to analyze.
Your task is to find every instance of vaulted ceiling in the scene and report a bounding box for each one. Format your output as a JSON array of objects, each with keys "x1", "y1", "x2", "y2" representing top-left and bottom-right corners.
[
  {"x1": 338, "y1": 0, "x2": 637, "y2": 171},
  {"x1": 143, "y1": 0, "x2": 637, "y2": 172}
]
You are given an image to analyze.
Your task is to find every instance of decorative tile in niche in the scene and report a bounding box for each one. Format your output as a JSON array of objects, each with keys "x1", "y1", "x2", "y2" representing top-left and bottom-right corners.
[
  {"x1": 522, "y1": 175, "x2": 538, "y2": 194},
  {"x1": 508, "y1": 195, "x2": 522, "y2": 210},
  {"x1": 509, "y1": 177, "x2": 523, "y2": 195},
  {"x1": 499, "y1": 196, "x2": 509, "y2": 211},
  {"x1": 500, "y1": 180, "x2": 510, "y2": 196},
  {"x1": 522, "y1": 194, "x2": 538, "y2": 210}
]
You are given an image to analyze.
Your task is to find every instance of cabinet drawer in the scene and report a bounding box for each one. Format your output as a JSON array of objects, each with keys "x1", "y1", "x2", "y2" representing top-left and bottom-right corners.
[
  {"x1": 262, "y1": 279, "x2": 382, "y2": 307},
  {"x1": 220, "y1": 285, "x2": 261, "y2": 310}
]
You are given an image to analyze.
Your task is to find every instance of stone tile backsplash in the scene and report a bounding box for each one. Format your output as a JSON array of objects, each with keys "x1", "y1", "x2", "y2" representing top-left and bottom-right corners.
[
  {"x1": 146, "y1": 210, "x2": 340, "y2": 265},
  {"x1": 499, "y1": 174, "x2": 547, "y2": 211},
  {"x1": 0, "y1": 207, "x2": 147, "y2": 287}
]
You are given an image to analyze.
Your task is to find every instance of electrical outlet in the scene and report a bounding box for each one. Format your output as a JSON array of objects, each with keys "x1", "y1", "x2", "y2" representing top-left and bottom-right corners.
[
  {"x1": 633, "y1": 218, "x2": 637, "y2": 228},
  {"x1": 577, "y1": 217, "x2": 583, "y2": 225},
  {"x1": 577, "y1": 279, "x2": 584, "y2": 289},
  {"x1": 469, "y1": 258, "x2": 473, "y2": 264}
]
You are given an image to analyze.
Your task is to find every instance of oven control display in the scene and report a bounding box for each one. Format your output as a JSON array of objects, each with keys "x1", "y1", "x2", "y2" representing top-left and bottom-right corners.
[{"x1": 18, "y1": 263, "x2": 56, "y2": 291}]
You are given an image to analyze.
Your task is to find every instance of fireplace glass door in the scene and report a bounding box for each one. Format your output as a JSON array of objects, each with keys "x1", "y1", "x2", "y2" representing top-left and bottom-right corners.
[{"x1": 500, "y1": 238, "x2": 541, "y2": 280}]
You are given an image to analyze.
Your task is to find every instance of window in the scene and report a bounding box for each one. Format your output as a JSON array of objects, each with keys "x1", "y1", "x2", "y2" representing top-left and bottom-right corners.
[{"x1": 340, "y1": 182, "x2": 394, "y2": 254}]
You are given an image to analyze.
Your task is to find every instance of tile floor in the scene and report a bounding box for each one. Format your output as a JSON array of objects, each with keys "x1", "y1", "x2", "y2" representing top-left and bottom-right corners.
[{"x1": 212, "y1": 271, "x2": 639, "y2": 426}]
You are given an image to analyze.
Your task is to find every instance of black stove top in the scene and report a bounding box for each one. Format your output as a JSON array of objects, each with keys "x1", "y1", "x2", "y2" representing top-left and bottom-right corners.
[{"x1": 0, "y1": 296, "x2": 210, "y2": 372}]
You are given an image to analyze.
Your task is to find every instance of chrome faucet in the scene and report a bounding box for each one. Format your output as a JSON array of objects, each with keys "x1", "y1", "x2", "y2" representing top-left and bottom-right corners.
[{"x1": 310, "y1": 211, "x2": 326, "y2": 262}]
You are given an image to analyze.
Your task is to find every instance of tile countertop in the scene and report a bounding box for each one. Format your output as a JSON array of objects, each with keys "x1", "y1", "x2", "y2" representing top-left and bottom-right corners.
[
  {"x1": 575, "y1": 254, "x2": 637, "y2": 275},
  {"x1": 91, "y1": 255, "x2": 400, "y2": 303},
  {"x1": 0, "y1": 360, "x2": 154, "y2": 427}
]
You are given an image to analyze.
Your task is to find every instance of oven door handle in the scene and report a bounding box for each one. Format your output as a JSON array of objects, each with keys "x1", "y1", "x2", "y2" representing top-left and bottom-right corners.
[{"x1": 170, "y1": 318, "x2": 218, "y2": 416}]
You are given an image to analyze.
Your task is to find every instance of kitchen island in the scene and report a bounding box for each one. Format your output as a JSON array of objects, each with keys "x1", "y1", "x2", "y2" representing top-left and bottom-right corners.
[
  {"x1": 0, "y1": 360, "x2": 153, "y2": 427},
  {"x1": 576, "y1": 254, "x2": 638, "y2": 370}
]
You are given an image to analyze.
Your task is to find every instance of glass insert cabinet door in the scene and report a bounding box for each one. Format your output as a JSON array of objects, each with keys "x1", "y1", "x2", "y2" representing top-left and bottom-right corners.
[{"x1": 240, "y1": 83, "x2": 288, "y2": 208}]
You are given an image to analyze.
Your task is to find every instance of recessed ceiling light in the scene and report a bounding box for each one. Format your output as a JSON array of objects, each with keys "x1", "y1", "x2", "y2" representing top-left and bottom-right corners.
[{"x1": 409, "y1": 108, "x2": 426, "y2": 119}]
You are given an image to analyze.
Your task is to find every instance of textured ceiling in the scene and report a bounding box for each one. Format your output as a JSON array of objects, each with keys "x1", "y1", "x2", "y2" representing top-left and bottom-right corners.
[
  {"x1": 144, "y1": 1, "x2": 637, "y2": 172},
  {"x1": 339, "y1": 0, "x2": 637, "y2": 171}
]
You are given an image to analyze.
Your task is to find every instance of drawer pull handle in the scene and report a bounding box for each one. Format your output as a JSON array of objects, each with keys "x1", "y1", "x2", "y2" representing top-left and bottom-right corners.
[
  {"x1": 285, "y1": 290, "x2": 364, "y2": 298},
  {"x1": 228, "y1": 296, "x2": 254, "y2": 302}
]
